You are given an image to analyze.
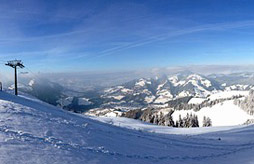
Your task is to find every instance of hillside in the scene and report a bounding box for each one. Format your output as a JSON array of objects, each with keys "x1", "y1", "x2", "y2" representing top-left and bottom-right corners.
[
  {"x1": 172, "y1": 100, "x2": 252, "y2": 126},
  {"x1": 88, "y1": 90, "x2": 253, "y2": 127},
  {"x1": 1, "y1": 91, "x2": 254, "y2": 163}
]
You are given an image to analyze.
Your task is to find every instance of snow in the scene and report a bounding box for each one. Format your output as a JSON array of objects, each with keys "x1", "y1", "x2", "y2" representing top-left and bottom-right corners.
[
  {"x1": 169, "y1": 74, "x2": 215, "y2": 97},
  {"x1": 176, "y1": 80, "x2": 186, "y2": 86},
  {"x1": 170, "y1": 74, "x2": 212, "y2": 90},
  {"x1": 1, "y1": 91, "x2": 254, "y2": 163},
  {"x1": 201, "y1": 79, "x2": 212, "y2": 88},
  {"x1": 28, "y1": 79, "x2": 35, "y2": 87},
  {"x1": 186, "y1": 80, "x2": 211, "y2": 97},
  {"x1": 136, "y1": 81, "x2": 145, "y2": 87},
  {"x1": 104, "y1": 88, "x2": 116, "y2": 94},
  {"x1": 135, "y1": 79, "x2": 150, "y2": 87},
  {"x1": 188, "y1": 97, "x2": 207, "y2": 104},
  {"x1": 104, "y1": 110, "x2": 124, "y2": 117},
  {"x1": 173, "y1": 100, "x2": 253, "y2": 126},
  {"x1": 208, "y1": 91, "x2": 249, "y2": 101},
  {"x1": 104, "y1": 86, "x2": 124, "y2": 94},
  {"x1": 58, "y1": 97, "x2": 73, "y2": 106},
  {"x1": 222, "y1": 83, "x2": 227, "y2": 87},
  {"x1": 157, "y1": 81, "x2": 167, "y2": 90},
  {"x1": 152, "y1": 104, "x2": 169, "y2": 108},
  {"x1": 225, "y1": 85, "x2": 250, "y2": 91},
  {"x1": 142, "y1": 89, "x2": 152, "y2": 95},
  {"x1": 144, "y1": 95, "x2": 155, "y2": 103},
  {"x1": 154, "y1": 88, "x2": 173, "y2": 104},
  {"x1": 157, "y1": 89, "x2": 173, "y2": 98},
  {"x1": 120, "y1": 88, "x2": 132, "y2": 93},
  {"x1": 9, "y1": 83, "x2": 32, "y2": 91},
  {"x1": 158, "y1": 108, "x2": 173, "y2": 115},
  {"x1": 168, "y1": 75, "x2": 178, "y2": 86},
  {"x1": 108, "y1": 95, "x2": 125, "y2": 100},
  {"x1": 78, "y1": 97, "x2": 93, "y2": 105},
  {"x1": 154, "y1": 95, "x2": 171, "y2": 104},
  {"x1": 92, "y1": 116, "x2": 246, "y2": 135},
  {"x1": 177, "y1": 90, "x2": 191, "y2": 97},
  {"x1": 187, "y1": 74, "x2": 212, "y2": 88}
]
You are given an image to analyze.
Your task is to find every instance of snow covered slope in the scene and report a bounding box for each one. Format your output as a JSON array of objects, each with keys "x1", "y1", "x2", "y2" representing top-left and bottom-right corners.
[
  {"x1": 91, "y1": 116, "x2": 248, "y2": 135},
  {"x1": 173, "y1": 100, "x2": 253, "y2": 126},
  {"x1": 1, "y1": 91, "x2": 254, "y2": 164}
]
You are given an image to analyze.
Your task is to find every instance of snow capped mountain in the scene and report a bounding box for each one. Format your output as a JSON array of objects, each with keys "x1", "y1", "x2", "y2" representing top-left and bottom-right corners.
[
  {"x1": 169, "y1": 74, "x2": 212, "y2": 88},
  {"x1": 99, "y1": 72, "x2": 221, "y2": 109},
  {"x1": 225, "y1": 84, "x2": 254, "y2": 91},
  {"x1": 11, "y1": 72, "x2": 254, "y2": 117},
  {"x1": 135, "y1": 78, "x2": 152, "y2": 87},
  {"x1": 86, "y1": 72, "x2": 254, "y2": 128}
]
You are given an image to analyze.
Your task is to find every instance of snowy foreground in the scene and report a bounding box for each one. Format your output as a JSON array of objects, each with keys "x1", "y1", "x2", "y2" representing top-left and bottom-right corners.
[{"x1": 1, "y1": 92, "x2": 254, "y2": 163}]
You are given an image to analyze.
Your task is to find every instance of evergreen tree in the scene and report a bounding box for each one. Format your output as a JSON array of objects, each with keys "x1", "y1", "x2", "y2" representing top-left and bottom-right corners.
[
  {"x1": 203, "y1": 116, "x2": 212, "y2": 127},
  {"x1": 178, "y1": 115, "x2": 183, "y2": 127}
]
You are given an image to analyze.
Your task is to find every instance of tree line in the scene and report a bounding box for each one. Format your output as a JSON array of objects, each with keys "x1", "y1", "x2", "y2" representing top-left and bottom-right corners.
[{"x1": 123, "y1": 107, "x2": 212, "y2": 128}]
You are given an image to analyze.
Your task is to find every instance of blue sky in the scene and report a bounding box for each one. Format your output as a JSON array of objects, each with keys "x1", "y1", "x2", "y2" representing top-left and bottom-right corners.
[{"x1": 1, "y1": 0, "x2": 254, "y2": 73}]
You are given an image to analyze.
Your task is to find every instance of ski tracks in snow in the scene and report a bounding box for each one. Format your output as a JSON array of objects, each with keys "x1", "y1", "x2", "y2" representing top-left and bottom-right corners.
[{"x1": 0, "y1": 95, "x2": 254, "y2": 163}]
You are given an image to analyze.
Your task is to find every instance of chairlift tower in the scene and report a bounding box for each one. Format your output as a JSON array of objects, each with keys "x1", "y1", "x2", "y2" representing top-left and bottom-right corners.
[{"x1": 5, "y1": 60, "x2": 25, "y2": 95}]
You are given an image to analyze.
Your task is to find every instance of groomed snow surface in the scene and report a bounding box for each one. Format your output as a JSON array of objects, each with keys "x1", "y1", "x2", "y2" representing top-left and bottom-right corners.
[
  {"x1": 173, "y1": 100, "x2": 253, "y2": 126},
  {"x1": 1, "y1": 92, "x2": 254, "y2": 164},
  {"x1": 208, "y1": 91, "x2": 249, "y2": 101}
]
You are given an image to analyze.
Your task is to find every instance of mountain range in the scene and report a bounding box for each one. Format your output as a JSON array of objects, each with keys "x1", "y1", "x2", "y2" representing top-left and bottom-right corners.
[{"x1": 10, "y1": 71, "x2": 254, "y2": 114}]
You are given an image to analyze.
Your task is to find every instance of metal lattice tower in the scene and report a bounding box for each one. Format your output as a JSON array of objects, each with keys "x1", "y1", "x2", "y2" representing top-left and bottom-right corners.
[{"x1": 5, "y1": 60, "x2": 25, "y2": 95}]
